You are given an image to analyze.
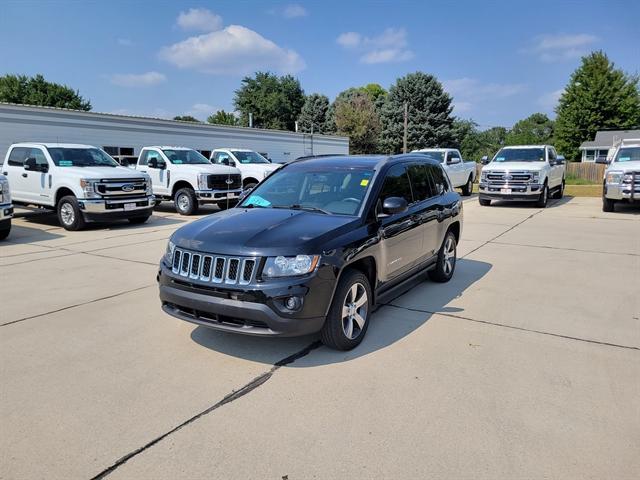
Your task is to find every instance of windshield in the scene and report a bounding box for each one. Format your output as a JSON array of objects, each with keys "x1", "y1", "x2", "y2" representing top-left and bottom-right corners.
[
  {"x1": 415, "y1": 151, "x2": 444, "y2": 162},
  {"x1": 232, "y1": 151, "x2": 270, "y2": 164},
  {"x1": 614, "y1": 147, "x2": 640, "y2": 163},
  {"x1": 493, "y1": 148, "x2": 545, "y2": 162},
  {"x1": 162, "y1": 149, "x2": 210, "y2": 165},
  {"x1": 239, "y1": 166, "x2": 375, "y2": 216},
  {"x1": 48, "y1": 148, "x2": 118, "y2": 167}
]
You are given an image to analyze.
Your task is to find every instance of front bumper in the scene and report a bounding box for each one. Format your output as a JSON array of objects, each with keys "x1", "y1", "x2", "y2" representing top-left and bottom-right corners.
[
  {"x1": 157, "y1": 262, "x2": 333, "y2": 337},
  {"x1": 195, "y1": 189, "x2": 242, "y2": 204},
  {"x1": 0, "y1": 204, "x2": 13, "y2": 221},
  {"x1": 603, "y1": 183, "x2": 639, "y2": 201},
  {"x1": 78, "y1": 195, "x2": 155, "y2": 221},
  {"x1": 479, "y1": 183, "x2": 542, "y2": 201}
]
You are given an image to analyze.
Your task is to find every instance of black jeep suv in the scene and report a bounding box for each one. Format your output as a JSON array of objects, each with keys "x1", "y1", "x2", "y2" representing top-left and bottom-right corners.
[{"x1": 158, "y1": 154, "x2": 463, "y2": 350}]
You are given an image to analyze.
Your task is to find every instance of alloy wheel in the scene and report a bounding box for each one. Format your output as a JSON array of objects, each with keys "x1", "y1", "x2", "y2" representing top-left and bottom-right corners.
[
  {"x1": 443, "y1": 236, "x2": 456, "y2": 275},
  {"x1": 177, "y1": 194, "x2": 190, "y2": 212},
  {"x1": 341, "y1": 282, "x2": 368, "y2": 340},
  {"x1": 60, "y1": 203, "x2": 75, "y2": 226}
]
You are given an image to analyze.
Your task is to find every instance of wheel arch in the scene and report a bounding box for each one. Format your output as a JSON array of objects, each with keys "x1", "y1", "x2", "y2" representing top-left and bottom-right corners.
[
  {"x1": 243, "y1": 177, "x2": 259, "y2": 188},
  {"x1": 172, "y1": 180, "x2": 195, "y2": 197},
  {"x1": 55, "y1": 187, "x2": 76, "y2": 205}
]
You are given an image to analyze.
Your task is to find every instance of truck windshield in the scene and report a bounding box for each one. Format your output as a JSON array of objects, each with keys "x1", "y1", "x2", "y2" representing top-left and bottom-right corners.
[
  {"x1": 48, "y1": 148, "x2": 118, "y2": 167},
  {"x1": 614, "y1": 147, "x2": 640, "y2": 163},
  {"x1": 232, "y1": 151, "x2": 270, "y2": 164},
  {"x1": 493, "y1": 148, "x2": 545, "y2": 162},
  {"x1": 240, "y1": 166, "x2": 375, "y2": 216},
  {"x1": 162, "y1": 149, "x2": 210, "y2": 165}
]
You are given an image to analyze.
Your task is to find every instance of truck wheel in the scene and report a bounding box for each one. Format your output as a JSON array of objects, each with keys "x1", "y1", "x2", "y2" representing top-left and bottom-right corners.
[
  {"x1": 552, "y1": 179, "x2": 565, "y2": 199},
  {"x1": 536, "y1": 184, "x2": 548, "y2": 208},
  {"x1": 602, "y1": 196, "x2": 615, "y2": 212},
  {"x1": 0, "y1": 219, "x2": 10, "y2": 240},
  {"x1": 320, "y1": 269, "x2": 372, "y2": 351},
  {"x1": 128, "y1": 215, "x2": 151, "y2": 225},
  {"x1": 479, "y1": 198, "x2": 491, "y2": 206},
  {"x1": 174, "y1": 188, "x2": 199, "y2": 215},
  {"x1": 461, "y1": 175, "x2": 473, "y2": 196},
  {"x1": 57, "y1": 195, "x2": 86, "y2": 231},
  {"x1": 429, "y1": 231, "x2": 457, "y2": 283}
]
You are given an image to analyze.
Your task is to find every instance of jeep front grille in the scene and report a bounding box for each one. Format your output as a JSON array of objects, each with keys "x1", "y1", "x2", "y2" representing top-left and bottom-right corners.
[{"x1": 171, "y1": 248, "x2": 257, "y2": 285}]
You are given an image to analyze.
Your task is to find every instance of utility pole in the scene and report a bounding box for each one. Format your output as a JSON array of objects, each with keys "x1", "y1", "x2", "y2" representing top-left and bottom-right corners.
[
  {"x1": 310, "y1": 123, "x2": 314, "y2": 156},
  {"x1": 403, "y1": 102, "x2": 408, "y2": 154}
]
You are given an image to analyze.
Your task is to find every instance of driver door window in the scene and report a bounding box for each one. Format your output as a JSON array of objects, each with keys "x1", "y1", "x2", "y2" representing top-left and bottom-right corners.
[{"x1": 215, "y1": 152, "x2": 232, "y2": 166}]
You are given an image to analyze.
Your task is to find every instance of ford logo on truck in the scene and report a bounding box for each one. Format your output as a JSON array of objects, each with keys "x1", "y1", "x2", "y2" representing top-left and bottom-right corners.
[
  {"x1": 122, "y1": 184, "x2": 135, "y2": 192},
  {"x1": 225, "y1": 179, "x2": 234, "y2": 185}
]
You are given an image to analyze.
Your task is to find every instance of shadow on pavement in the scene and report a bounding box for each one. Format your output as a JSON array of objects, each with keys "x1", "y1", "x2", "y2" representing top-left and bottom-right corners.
[{"x1": 190, "y1": 258, "x2": 492, "y2": 367}]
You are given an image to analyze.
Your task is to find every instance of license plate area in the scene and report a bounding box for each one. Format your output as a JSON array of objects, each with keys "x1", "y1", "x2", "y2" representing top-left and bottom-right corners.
[
  {"x1": 501, "y1": 188, "x2": 512, "y2": 194},
  {"x1": 124, "y1": 203, "x2": 137, "y2": 211}
]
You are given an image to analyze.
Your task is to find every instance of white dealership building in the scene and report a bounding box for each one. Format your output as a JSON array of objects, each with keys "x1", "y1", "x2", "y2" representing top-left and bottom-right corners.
[{"x1": 0, "y1": 103, "x2": 349, "y2": 164}]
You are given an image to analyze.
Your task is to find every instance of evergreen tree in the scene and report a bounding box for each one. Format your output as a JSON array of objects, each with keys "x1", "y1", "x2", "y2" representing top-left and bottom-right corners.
[{"x1": 297, "y1": 93, "x2": 331, "y2": 133}]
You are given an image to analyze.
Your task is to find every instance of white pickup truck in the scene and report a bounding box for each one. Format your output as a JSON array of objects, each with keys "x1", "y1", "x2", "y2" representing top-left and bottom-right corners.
[
  {"x1": 210, "y1": 149, "x2": 280, "y2": 190},
  {"x1": 600, "y1": 139, "x2": 640, "y2": 212},
  {"x1": 412, "y1": 148, "x2": 476, "y2": 195},
  {"x1": 2, "y1": 143, "x2": 155, "y2": 230},
  {"x1": 478, "y1": 145, "x2": 566, "y2": 208},
  {"x1": 136, "y1": 146, "x2": 242, "y2": 215},
  {"x1": 0, "y1": 173, "x2": 13, "y2": 239}
]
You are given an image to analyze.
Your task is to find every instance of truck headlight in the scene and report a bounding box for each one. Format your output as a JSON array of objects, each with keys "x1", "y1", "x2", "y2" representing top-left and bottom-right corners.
[
  {"x1": 145, "y1": 178, "x2": 152, "y2": 195},
  {"x1": 197, "y1": 174, "x2": 209, "y2": 190},
  {"x1": 530, "y1": 171, "x2": 540, "y2": 183},
  {"x1": 79, "y1": 179, "x2": 101, "y2": 199},
  {"x1": 164, "y1": 240, "x2": 176, "y2": 265},
  {"x1": 606, "y1": 171, "x2": 624, "y2": 184},
  {"x1": 0, "y1": 178, "x2": 10, "y2": 204},
  {"x1": 263, "y1": 255, "x2": 320, "y2": 277}
]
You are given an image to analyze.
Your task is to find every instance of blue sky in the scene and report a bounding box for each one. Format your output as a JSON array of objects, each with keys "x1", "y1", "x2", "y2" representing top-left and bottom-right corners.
[{"x1": 1, "y1": 0, "x2": 638, "y2": 127}]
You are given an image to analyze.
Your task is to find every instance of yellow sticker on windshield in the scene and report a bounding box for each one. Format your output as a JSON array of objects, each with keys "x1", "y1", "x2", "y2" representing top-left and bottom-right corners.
[{"x1": 360, "y1": 179, "x2": 369, "y2": 187}]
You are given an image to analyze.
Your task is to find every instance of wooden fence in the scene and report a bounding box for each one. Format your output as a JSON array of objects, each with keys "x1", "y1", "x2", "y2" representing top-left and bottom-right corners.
[{"x1": 474, "y1": 162, "x2": 606, "y2": 184}]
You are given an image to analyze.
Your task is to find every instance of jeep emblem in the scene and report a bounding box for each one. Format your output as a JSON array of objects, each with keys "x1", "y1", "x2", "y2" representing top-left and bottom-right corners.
[{"x1": 122, "y1": 184, "x2": 135, "y2": 192}]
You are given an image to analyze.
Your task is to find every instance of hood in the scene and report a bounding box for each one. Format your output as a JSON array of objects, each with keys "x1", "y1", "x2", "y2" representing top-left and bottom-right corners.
[
  {"x1": 607, "y1": 161, "x2": 640, "y2": 173},
  {"x1": 243, "y1": 163, "x2": 280, "y2": 173},
  {"x1": 172, "y1": 164, "x2": 240, "y2": 175},
  {"x1": 59, "y1": 165, "x2": 150, "y2": 180},
  {"x1": 173, "y1": 208, "x2": 358, "y2": 257},
  {"x1": 484, "y1": 161, "x2": 546, "y2": 172}
]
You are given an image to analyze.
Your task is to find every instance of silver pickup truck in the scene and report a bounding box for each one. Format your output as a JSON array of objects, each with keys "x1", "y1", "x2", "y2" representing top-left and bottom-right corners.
[{"x1": 600, "y1": 139, "x2": 640, "y2": 212}]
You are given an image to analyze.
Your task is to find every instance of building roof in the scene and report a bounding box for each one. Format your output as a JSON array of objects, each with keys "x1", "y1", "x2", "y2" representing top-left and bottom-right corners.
[
  {"x1": 580, "y1": 129, "x2": 640, "y2": 149},
  {"x1": 12, "y1": 142, "x2": 96, "y2": 149}
]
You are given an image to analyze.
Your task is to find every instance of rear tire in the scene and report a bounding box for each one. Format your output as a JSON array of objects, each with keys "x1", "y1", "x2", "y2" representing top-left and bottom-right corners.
[
  {"x1": 128, "y1": 215, "x2": 151, "y2": 225},
  {"x1": 536, "y1": 184, "x2": 548, "y2": 208},
  {"x1": 57, "y1": 195, "x2": 86, "y2": 231},
  {"x1": 429, "y1": 231, "x2": 457, "y2": 283},
  {"x1": 479, "y1": 198, "x2": 491, "y2": 206},
  {"x1": 320, "y1": 269, "x2": 372, "y2": 351},
  {"x1": 174, "y1": 188, "x2": 199, "y2": 215},
  {"x1": 461, "y1": 175, "x2": 473, "y2": 196},
  {"x1": 0, "y1": 219, "x2": 10, "y2": 240}
]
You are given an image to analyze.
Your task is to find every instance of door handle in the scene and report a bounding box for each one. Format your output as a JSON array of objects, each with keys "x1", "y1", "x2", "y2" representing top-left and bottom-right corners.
[
  {"x1": 140, "y1": 170, "x2": 147, "y2": 173},
  {"x1": 22, "y1": 173, "x2": 28, "y2": 178}
]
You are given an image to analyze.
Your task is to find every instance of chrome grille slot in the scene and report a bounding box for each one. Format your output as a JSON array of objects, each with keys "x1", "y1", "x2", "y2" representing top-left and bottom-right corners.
[
  {"x1": 487, "y1": 171, "x2": 532, "y2": 185},
  {"x1": 172, "y1": 248, "x2": 257, "y2": 285},
  {"x1": 95, "y1": 178, "x2": 148, "y2": 198}
]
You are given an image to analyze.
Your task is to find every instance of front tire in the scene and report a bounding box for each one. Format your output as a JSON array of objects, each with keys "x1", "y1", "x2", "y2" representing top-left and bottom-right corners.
[
  {"x1": 429, "y1": 230, "x2": 457, "y2": 283},
  {"x1": 57, "y1": 195, "x2": 86, "y2": 231},
  {"x1": 536, "y1": 184, "x2": 548, "y2": 208},
  {"x1": 552, "y1": 179, "x2": 565, "y2": 199},
  {"x1": 461, "y1": 175, "x2": 473, "y2": 196},
  {"x1": 0, "y1": 219, "x2": 10, "y2": 240},
  {"x1": 320, "y1": 269, "x2": 372, "y2": 351},
  {"x1": 479, "y1": 198, "x2": 491, "y2": 206},
  {"x1": 602, "y1": 196, "x2": 615, "y2": 212},
  {"x1": 174, "y1": 188, "x2": 199, "y2": 215}
]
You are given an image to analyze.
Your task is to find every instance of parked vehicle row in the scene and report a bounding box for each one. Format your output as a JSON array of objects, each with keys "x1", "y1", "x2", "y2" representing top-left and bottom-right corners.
[{"x1": 412, "y1": 148, "x2": 476, "y2": 196}]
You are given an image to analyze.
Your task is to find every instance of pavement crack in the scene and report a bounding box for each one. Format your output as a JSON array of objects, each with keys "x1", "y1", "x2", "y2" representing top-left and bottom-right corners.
[
  {"x1": 489, "y1": 241, "x2": 640, "y2": 257},
  {"x1": 384, "y1": 304, "x2": 639, "y2": 351},
  {"x1": 89, "y1": 341, "x2": 322, "y2": 480}
]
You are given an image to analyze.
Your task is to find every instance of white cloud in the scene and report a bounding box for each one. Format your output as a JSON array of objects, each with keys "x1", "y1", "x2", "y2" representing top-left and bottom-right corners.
[
  {"x1": 524, "y1": 33, "x2": 598, "y2": 62},
  {"x1": 159, "y1": 25, "x2": 305, "y2": 74},
  {"x1": 538, "y1": 89, "x2": 564, "y2": 111},
  {"x1": 336, "y1": 27, "x2": 413, "y2": 64},
  {"x1": 117, "y1": 38, "x2": 132, "y2": 47},
  {"x1": 110, "y1": 71, "x2": 167, "y2": 87},
  {"x1": 283, "y1": 4, "x2": 308, "y2": 18},
  {"x1": 185, "y1": 103, "x2": 220, "y2": 119},
  {"x1": 443, "y1": 78, "x2": 527, "y2": 114},
  {"x1": 177, "y1": 8, "x2": 223, "y2": 32}
]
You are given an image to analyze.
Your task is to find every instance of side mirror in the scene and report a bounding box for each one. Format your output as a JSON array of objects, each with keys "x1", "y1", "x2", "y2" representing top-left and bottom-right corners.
[
  {"x1": 220, "y1": 158, "x2": 230, "y2": 166},
  {"x1": 556, "y1": 155, "x2": 566, "y2": 165},
  {"x1": 480, "y1": 156, "x2": 490, "y2": 165},
  {"x1": 548, "y1": 158, "x2": 556, "y2": 166},
  {"x1": 148, "y1": 158, "x2": 166, "y2": 169},
  {"x1": 380, "y1": 197, "x2": 408, "y2": 216},
  {"x1": 595, "y1": 156, "x2": 609, "y2": 164},
  {"x1": 24, "y1": 157, "x2": 48, "y2": 172}
]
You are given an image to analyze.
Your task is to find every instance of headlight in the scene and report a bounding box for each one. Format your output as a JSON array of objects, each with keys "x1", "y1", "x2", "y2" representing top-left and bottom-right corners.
[
  {"x1": 164, "y1": 240, "x2": 176, "y2": 266},
  {"x1": 0, "y1": 178, "x2": 9, "y2": 204},
  {"x1": 145, "y1": 178, "x2": 152, "y2": 194},
  {"x1": 197, "y1": 173, "x2": 209, "y2": 190},
  {"x1": 530, "y1": 171, "x2": 540, "y2": 183},
  {"x1": 79, "y1": 179, "x2": 101, "y2": 198},
  {"x1": 263, "y1": 255, "x2": 320, "y2": 277},
  {"x1": 606, "y1": 171, "x2": 624, "y2": 184}
]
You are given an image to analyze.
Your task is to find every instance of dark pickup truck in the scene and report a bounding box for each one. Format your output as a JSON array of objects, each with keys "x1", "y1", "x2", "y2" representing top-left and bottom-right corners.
[{"x1": 158, "y1": 154, "x2": 463, "y2": 350}]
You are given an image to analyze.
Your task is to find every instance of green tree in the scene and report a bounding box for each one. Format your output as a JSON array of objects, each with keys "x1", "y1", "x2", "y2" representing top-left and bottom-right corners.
[
  {"x1": 555, "y1": 51, "x2": 640, "y2": 161},
  {"x1": 207, "y1": 110, "x2": 239, "y2": 126},
  {"x1": 361, "y1": 83, "x2": 387, "y2": 103},
  {"x1": 505, "y1": 113, "x2": 555, "y2": 145},
  {"x1": 233, "y1": 72, "x2": 305, "y2": 130},
  {"x1": 173, "y1": 115, "x2": 200, "y2": 122},
  {"x1": 449, "y1": 119, "x2": 508, "y2": 162},
  {"x1": 0, "y1": 73, "x2": 91, "y2": 110},
  {"x1": 476, "y1": 126, "x2": 508, "y2": 160},
  {"x1": 334, "y1": 92, "x2": 381, "y2": 154},
  {"x1": 297, "y1": 93, "x2": 331, "y2": 133},
  {"x1": 379, "y1": 72, "x2": 455, "y2": 153}
]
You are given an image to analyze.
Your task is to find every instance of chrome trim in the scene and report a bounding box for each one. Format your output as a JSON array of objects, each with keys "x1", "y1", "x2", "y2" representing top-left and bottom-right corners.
[{"x1": 172, "y1": 248, "x2": 258, "y2": 286}]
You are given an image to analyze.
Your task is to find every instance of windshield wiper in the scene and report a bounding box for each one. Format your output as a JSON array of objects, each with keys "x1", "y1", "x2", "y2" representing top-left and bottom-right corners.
[{"x1": 285, "y1": 204, "x2": 331, "y2": 215}]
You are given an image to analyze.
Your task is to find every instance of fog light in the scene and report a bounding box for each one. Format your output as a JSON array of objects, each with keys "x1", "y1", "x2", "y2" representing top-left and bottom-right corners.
[{"x1": 285, "y1": 296, "x2": 302, "y2": 311}]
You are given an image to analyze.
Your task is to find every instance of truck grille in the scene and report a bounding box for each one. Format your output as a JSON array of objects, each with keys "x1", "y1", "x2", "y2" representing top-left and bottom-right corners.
[
  {"x1": 486, "y1": 171, "x2": 532, "y2": 185},
  {"x1": 207, "y1": 174, "x2": 242, "y2": 190},
  {"x1": 622, "y1": 172, "x2": 640, "y2": 184},
  {"x1": 172, "y1": 248, "x2": 257, "y2": 285},
  {"x1": 96, "y1": 178, "x2": 148, "y2": 198}
]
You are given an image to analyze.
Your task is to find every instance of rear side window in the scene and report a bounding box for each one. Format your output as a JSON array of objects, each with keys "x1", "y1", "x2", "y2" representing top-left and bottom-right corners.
[
  {"x1": 379, "y1": 164, "x2": 413, "y2": 205},
  {"x1": 427, "y1": 164, "x2": 449, "y2": 195},
  {"x1": 138, "y1": 150, "x2": 149, "y2": 166},
  {"x1": 407, "y1": 164, "x2": 435, "y2": 202},
  {"x1": 7, "y1": 147, "x2": 30, "y2": 167}
]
